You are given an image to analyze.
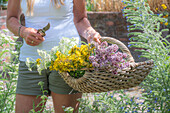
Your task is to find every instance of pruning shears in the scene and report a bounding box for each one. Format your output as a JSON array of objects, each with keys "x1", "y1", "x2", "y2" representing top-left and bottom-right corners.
[{"x1": 37, "y1": 23, "x2": 50, "y2": 37}]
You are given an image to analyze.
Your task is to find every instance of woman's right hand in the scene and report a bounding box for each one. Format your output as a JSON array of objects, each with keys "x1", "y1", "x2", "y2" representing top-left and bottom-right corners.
[{"x1": 20, "y1": 27, "x2": 45, "y2": 46}]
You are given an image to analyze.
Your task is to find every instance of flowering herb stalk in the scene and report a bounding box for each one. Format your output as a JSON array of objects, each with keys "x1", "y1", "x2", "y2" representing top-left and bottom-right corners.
[
  {"x1": 50, "y1": 44, "x2": 94, "y2": 78},
  {"x1": 89, "y1": 41, "x2": 129, "y2": 74}
]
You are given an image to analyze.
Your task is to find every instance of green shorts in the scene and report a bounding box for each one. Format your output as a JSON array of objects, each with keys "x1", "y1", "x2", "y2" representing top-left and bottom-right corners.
[{"x1": 16, "y1": 61, "x2": 79, "y2": 96}]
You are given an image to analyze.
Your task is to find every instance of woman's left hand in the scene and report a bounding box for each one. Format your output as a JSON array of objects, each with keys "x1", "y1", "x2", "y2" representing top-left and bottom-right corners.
[{"x1": 85, "y1": 28, "x2": 101, "y2": 44}]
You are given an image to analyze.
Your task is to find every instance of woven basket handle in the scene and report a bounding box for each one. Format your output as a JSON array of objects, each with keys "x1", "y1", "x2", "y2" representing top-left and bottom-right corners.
[{"x1": 99, "y1": 37, "x2": 134, "y2": 62}]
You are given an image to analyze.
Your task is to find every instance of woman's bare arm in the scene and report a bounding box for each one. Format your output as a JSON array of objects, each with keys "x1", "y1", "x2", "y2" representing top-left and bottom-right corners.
[
  {"x1": 6, "y1": 0, "x2": 44, "y2": 46},
  {"x1": 73, "y1": 0, "x2": 101, "y2": 43},
  {"x1": 6, "y1": 0, "x2": 22, "y2": 36}
]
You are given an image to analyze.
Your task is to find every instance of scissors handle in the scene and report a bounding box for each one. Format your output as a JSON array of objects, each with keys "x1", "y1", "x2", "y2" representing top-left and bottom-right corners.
[{"x1": 37, "y1": 29, "x2": 46, "y2": 37}]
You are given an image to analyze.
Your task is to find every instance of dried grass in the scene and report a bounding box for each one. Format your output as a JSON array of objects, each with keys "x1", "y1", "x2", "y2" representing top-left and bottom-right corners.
[{"x1": 87, "y1": 0, "x2": 170, "y2": 12}]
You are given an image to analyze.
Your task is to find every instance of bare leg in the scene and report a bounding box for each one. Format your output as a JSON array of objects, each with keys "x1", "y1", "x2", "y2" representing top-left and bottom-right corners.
[
  {"x1": 51, "y1": 91, "x2": 82, "y2": 113},
  {"x1": 15, "y1": 94, "x2": 48, "y2": 113}
]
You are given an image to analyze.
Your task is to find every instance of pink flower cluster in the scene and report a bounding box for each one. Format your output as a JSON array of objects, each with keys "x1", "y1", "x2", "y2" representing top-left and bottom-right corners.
[{"x1": 89, "y1": 41, "x2": 130, "y2": 74}]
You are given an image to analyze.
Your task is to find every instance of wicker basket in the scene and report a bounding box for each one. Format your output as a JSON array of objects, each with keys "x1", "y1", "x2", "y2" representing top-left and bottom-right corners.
[
  {"x1": 59, "y1": 37, "x2": 154, "y2": 93},
  {"x1": 57, "y1": 37, "x2": 153, "y2": 93}
]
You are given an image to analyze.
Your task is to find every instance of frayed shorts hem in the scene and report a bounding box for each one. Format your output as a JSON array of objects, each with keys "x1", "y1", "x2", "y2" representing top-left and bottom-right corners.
[{"x1": 16, "y1": 89, "x2": 50, "y2": 96}]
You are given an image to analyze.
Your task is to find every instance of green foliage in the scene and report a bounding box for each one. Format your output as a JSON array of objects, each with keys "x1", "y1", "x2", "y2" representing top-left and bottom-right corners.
[
  {"x1": 77, "y1": 91, "x2": 143, "y2": 113},
  {"x1": 122, "y1": 0, "x2": 170, "y2": 112},
  {"x1": 0, "y1": 0, "x2": 8, "y2": 4},
  {"x1": 30, "y1": 81, "x2": 49, "y2": 113},
  {"x1": 86, "y1": 0, "x2": 93, "y2": 11},
  {"x1": 0, "y1": 30, "x2": 21, "y2": 112},
  {"x1": 0, "y1": 30, "x2": 53, "y2": 112}
]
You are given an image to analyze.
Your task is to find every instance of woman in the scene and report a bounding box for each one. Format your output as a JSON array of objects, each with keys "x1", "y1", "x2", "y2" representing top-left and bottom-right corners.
[{"x1": 6, "y1": 0, "x2": 101, "y2": 113}]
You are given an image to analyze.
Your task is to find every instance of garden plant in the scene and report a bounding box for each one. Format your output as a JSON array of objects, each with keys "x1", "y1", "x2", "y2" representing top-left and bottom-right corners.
[
  {"x1": 0, "y1": 0, "x2": 169, "y2": 113},
  {"x1": 0, "y1": 30, "x2": 20, "y2": 112}
]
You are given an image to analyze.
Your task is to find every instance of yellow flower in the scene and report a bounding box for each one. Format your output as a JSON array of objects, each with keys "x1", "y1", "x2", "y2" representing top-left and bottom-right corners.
[
  {"x1": 51, "y1": 44, "x2": 93, "y2": 72},
  {"x1": 160, "y1": 22, "x2": 163, "y2": 24},
  {"x1": 75, "y1": 50, "x2": 81, "y2": 57},
  {"x1": 165, "y1": 15, "x2": 168, "y2": 18},
  {"x1": 155, "y1": 8, "x2": 158, "y2": 11},
  {"x1": 163, "y1": 16, "x2": 166, "y2": 18},
  {"x1": 36, "y1": 58, "x2": 41, "y2": 65},
  {"x1": 56, "y1": 51, "x2": 61, "y2": 57},
  {"x1": 161, "y1": 4, "x2": 167, "y2": 9},
  {"x1": 49, "y1": 66, "x2": 53, "y2": 70},
  {"x1": 164, "y1": 22, "x2": 168, "y2": 26}
]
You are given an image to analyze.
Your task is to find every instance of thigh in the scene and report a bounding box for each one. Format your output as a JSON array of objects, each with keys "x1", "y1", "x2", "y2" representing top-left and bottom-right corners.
[
  {"x1": 15, "y1": 94, "x2": 48, "y2": 113},
  {"x1": 51, "y1": 91, "x2": 82, "y2": 113},
  {"x1": 16, "y1": 61, "x2": 50, "y2": 96},
  {"x1": 49, "y1": 71, "x2": 79, "y2": 94}
]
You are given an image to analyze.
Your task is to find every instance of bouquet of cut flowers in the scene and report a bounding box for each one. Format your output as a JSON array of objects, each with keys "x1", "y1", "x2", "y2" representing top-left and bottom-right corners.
[{"x1": 26, "y1": 37, "x2": 130, "y2": 78}]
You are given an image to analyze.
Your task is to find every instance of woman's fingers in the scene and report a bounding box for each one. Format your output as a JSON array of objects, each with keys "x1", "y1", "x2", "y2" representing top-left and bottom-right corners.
[
  {"x1": 86, "y1": 29, "x2": 101, "y2": 44},
  {"x1": 29, "y1": 35, "x2": 42, "y2": 43},
  {"x1": 32, "y1": 29, "x2": 45, "y2": 41},
  {"x1": 29, "y1": 28, "x2": 45, "y2": 41},
  {"x1": 25, "y1": 35, "x2": 42, "y2": 46},
  {"x1": 22, "y1": 27, "x2": 45, "y2": 46},
  {"x1": 27, "y1": 41, "x2": 37, "y2": 46},
  {"x1": 93, "y1": 32, "x2": 101, "y2": 44}
]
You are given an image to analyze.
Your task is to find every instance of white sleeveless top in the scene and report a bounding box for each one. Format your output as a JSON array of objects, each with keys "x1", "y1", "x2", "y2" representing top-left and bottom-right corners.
[{"x1": 19, "y1": 0, "x2": 80, "y2": 61}]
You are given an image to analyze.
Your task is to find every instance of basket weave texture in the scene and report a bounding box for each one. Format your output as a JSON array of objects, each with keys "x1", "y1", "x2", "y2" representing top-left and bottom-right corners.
[{"x1": 59, "y1": 37, "x2": 154, "y2": 93}]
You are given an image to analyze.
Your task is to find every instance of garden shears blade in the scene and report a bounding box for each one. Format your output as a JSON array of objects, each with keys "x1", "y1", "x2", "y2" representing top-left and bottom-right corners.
[{"x1": 37, "y1": 23, "x2": 50, "y2": 37}]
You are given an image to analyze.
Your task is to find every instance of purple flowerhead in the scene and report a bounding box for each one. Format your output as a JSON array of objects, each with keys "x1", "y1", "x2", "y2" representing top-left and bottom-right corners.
[
  {"x1": 116, "y1": 52, "x2": 123, "y2": 57},
  {"x1": 106, "y1": 44, "x2": 118, "y2": 53},
  {"x1": 100, "y1": 48, "x2": 106, "y2": 54},
  {"x1": 89, "y1": 56, "x2": 96, "y2": 62},
  {"x1": 101, "y1": 41, "x2": 108, "y2": 48},
  {"x1": 92, "y1": 62, "x2": 99, "y2": 68},
  {"x1": 122, "y1": 53, "x2": 127, "y2": 58},
  {"x1": 99, "y1": 62, "x2": 105, "y2": 69},
  {"x1": 124, "y1": 62, "x2": 130, "y2": 67},
  {"x1": 115, "y1": 57, "x2": 121, "y2": 62},
  {"x1": 112, "y1": 44, "x2": 119, "y2": 52},
  {"x1": 2, "y1": 59, "x2": 6, "y2": 61}
]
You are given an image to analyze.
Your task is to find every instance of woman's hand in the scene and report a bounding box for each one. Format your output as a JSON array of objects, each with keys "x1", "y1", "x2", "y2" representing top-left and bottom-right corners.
[
  {"x1": 73, "y1": 0, "x2": 101, "y2": 44},
  {"x1": 85, "y1": 28, "x2": 101, "y2": 44},
  {"x1": 20, "y1": 27, "x2": 45, "y2": 46}
]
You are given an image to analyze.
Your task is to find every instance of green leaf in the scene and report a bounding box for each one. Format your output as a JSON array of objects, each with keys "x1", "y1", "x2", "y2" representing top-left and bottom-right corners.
[
  {"x1": 128, "y1": 32, "x2": 142, "y2": 37},
  {"x1": 161, "y1": 29, "x2": 169, "y2": 32},
  {"x1": 165, "y1": 35, "x2": 170, "y2": 39},
  {"x1": 129, "y1": 27, "x2": 143, "y2": 31}
]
